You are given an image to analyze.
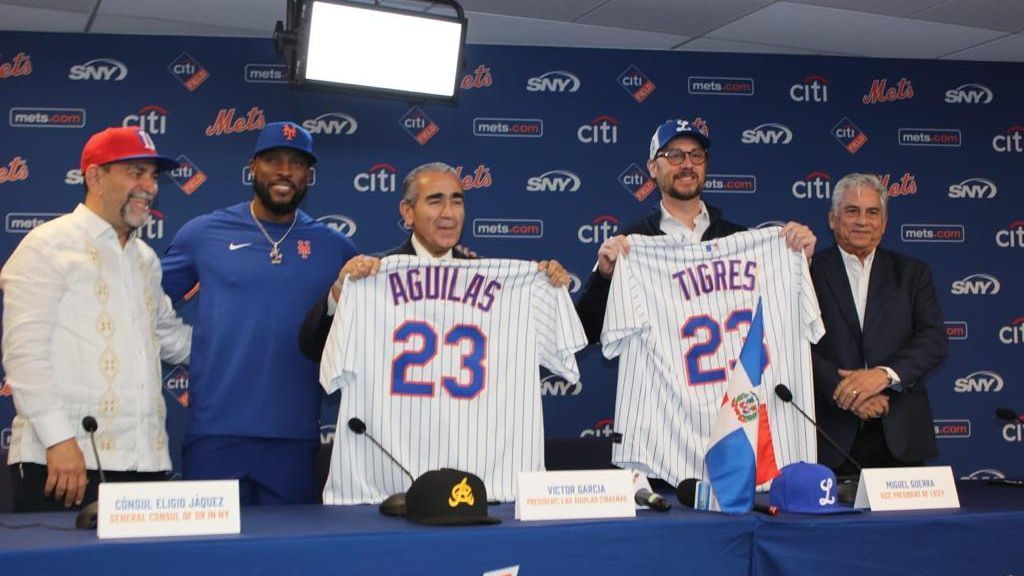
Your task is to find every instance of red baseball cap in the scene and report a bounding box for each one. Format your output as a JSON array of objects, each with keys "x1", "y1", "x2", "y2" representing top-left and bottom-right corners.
[{"x1": 80, "y1": 127, "x2": 179, "y2": 173}]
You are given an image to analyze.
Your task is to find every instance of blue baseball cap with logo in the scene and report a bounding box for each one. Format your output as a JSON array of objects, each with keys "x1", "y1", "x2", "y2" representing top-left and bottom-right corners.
[
  {"x1": 649, "y1": 118, "x2": 711, "y2": 160},
  {"x1": 769, "y1": 462, "x2": 859, "y2": 514},
  {"x1": 253, "y1": 121, "x2": 317, "y2": 165}
]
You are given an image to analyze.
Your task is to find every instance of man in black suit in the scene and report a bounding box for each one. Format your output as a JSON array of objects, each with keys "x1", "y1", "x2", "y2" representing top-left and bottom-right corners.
[
  {"x1": 811, "y1": 173, "x2": 948, "y2": 474},
  {"x1": 299, "y1": 161, "x2": 568, "y2": 361}
]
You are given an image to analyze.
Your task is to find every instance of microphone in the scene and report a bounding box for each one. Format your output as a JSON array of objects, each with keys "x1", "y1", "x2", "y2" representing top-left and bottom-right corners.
[
  {"x1": 996, "y1": 407, "x2": 1020, "y2": 422},
  {"x1": 347, "y1": 418, "x2": 414, "y2": 485},
  {"x1": 676, "y1": 478, "x2": 777, "y2": 515},
  {"x1": 634, "y1": 488, "x2": 671, "y2": 511},
  {"x1": 774, "y1": 384, "x2": 863, "y2": 472},
  {"x1": 75, "y1": 416, "x2": 105, "y2": 530}
]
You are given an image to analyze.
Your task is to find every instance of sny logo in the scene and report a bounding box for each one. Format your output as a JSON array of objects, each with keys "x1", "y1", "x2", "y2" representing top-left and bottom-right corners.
[
  {"x1": 526, "y1": 70, "x2": 580, "y2": 93},
  {"x1": 949, "y1": 177, "x2": 997, "y2": 199},
  {"x1": 167, "y1": 52, "x2": 209, "y2": 92},
  {"x1": 992, "y1": 126, "x2": 1024, "y2": 153},
  {"x1": 953, "y1": 370, "x2": 1004, "y2": 393},
  {"x1": 578, "y1": 215, "x2": 619, "y2": 244},
  {"x1": 316, "y1": 215, "x2": 357, "y2": 238},
  {"x1": 790, "y1": 75, "x2": 828, "y2": 102},
  {"x1": 353, "y1": 163, "x2": 397, "y2": 192},
  {"x1": 0, "y1": 52, "x2": 32, "y2": 78},
  {"x1": 995, "y1": 221, "x2": 1024, "y2": 249},
  {"x1": 792, "y1": 172, "x2": 831, "y2": 200},
  {"x1": 618, "y1": 65, "x2": 655, "y2": 102},
  {"x1": 741, "y1": 123, "x2": 792, "y2": 145},
  {"x1": 302, "y1": 112, "x2": 358, "y2": 135},
  {"x1": 460, "y1": 65, "x2": 492, "y2": 89},
  {"x1": 832, "y1": 117, "x2": 868, "y2": 154},
  {"x1": 950, "y1": 273, "x2": 1000, "y2": 296},
  {"x1": 862, "y1": 77, "x2": 913, "y2": 104},
  {"x1": 400, "y1": 106, "x2": 439, "y2": 145},
  {"x1": 577, "y1": 115, "x2": 618, "y2": 144},
  {"x1": 619, "y1": 163, "x2": 656, "y2": 202},
  {"x1": 526, "y1": 170, "x2": 581, "y2": 192},
  {"x1": 0, "y1": 156, "x2": 29, "y2": 185},
  {"x1": 206, "y1": 107, "x2": 266, "y2": 136},
  {"x1": 539, "y1": 373, "x2": 583, "y2": 396},
  {"x1": 68, "y1": 58, "x2": 127, "y2": 81},
  {"x1": 944, "y1": 83, "x2": 993, "y2": 104},
  {"x1": 122, "y1": 105, "x2": 168, "y2": 135}
]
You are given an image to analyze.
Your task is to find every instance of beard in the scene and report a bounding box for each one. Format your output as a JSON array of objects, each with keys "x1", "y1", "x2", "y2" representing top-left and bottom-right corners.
[
  {"x1": 661, "y1": 171, "x2": 704, "y2": 202},
  {"x1": 253, "y1": 177, "x2": 307, "y2": 216},
  {"x1": 120, "y1": 192, "x2": 154, "y2": 231}
]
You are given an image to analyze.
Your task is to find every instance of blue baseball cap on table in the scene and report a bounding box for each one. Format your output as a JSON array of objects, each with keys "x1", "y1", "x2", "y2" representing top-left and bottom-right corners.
[
  {"x1": 769, "y1": 462, "x2": 859, "y2": 514},
  {"x1": 253, "y1": 121, "x2": 317, "y2": 165}
]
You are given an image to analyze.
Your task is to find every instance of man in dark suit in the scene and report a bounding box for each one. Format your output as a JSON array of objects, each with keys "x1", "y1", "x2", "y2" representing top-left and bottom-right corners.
[
  {"x1": 811, "y1": 172, "x2": 948, "y2": 474},
  {"x1": 299, "y1": 161, "x2": 569, "y2": 361}
]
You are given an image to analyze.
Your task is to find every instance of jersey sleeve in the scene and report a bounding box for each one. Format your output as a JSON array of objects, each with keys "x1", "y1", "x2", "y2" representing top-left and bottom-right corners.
[
  {"x1": 320, "y1": 273, "x2": 362, "y2": 394},
  {"x1": 160, "y1": 217, "x2": 201, "y2": 302},
  {"x1": 532, "y1": 275, "x2": 587, "y2": 381},
  {"x1": 600, "y1": 249, "x2": 649, "y2": 359},
  {"x1": 795, "y1": 251, "x2": 825, "y2": 344}
]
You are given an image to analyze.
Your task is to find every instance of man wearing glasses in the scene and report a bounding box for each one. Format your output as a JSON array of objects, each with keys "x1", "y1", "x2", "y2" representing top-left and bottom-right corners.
[{"x1": 575, "y1": 118, "x2": 817, "y2": 343}]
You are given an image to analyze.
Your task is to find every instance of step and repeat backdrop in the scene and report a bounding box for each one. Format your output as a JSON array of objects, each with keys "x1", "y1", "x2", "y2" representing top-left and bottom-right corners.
[{"x1": 0, "y1": 31, "x2": 1021, "y2": 481}]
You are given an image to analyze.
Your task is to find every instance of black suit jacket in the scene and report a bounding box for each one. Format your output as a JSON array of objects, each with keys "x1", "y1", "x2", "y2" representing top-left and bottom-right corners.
[
  {"x1": 297, "y1": 238, "x2": 472, "y2": 361},
  {"x1": 574, "y1": 203, "x2": 746, "y2": 344},
  {"x1": 810, "y1": 245, "x2": 948, "y2": 468}
]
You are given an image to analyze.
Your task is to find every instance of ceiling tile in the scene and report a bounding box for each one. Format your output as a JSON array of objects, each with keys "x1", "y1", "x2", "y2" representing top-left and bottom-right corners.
[
  {"x1": 465, "y1": 12, "x2": 689, "y2": 50},
  {"x1": 90, "y1": 14, "x2": 268, "y2": 38},
  {"x1": 678, "y1": 37, "x2": 834, "y2": 55},
  {"x1": 912, "y1": 0, "x2": 1024, "y2": 33},
  {"x1": 708, "y1": 2, "x2": 1006, "y2": 59},
  {"x1": 782, "y1": 0, "x2": 945, "y2": 17},
  {"x1": 940, "y1": 32, "x2": 1024, "y2": 62},
  {"x1": 0, "y1": 5, "x2": 89, "y2": 32},
  {"x1": 454, "y1": 0, "x2": 609, "y2": 21},
  {"x1": 578, "y1": 0, "x2": 773, "y2": 36}
]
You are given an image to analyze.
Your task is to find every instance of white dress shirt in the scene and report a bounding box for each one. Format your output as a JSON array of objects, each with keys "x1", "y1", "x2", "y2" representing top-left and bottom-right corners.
[
  {"x1": 1, "y1": 204, "x2": 191, "y2": 471},
  {"x1": 838, "y1": 246, "x2": 900, "y2": 386},
  {"x1": 659, "y1": 200, "x2": 710, "y2": 242}
]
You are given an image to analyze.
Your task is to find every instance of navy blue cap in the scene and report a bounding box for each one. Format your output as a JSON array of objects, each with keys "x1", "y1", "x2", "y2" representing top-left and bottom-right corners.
[
  {"x1": 769, "y1": 462, "x2": 859, "y2": 514},
  {"x1": 253, "y1": 121, "x2": 317, "y2": 165},
  {"x1": 650, "y1": 118, "x2": 711, "y2": 159}
]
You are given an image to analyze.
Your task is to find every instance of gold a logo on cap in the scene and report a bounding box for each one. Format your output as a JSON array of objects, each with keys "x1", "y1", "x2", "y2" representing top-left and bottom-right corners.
[{"x1": 448, "y1": 477, "x2": 475, "y2": 508}]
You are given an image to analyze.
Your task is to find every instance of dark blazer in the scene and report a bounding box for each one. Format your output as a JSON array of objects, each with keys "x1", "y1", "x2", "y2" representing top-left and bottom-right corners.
[
  {"x1": 810, "y1": 245, "x2": 948, "y2": 468},
  {"x1": 574, "y1": 203, "x2": 746, "y2": 344},
  {"x1": 297, "y1": 238, "x2": 472, "y2": 361}
]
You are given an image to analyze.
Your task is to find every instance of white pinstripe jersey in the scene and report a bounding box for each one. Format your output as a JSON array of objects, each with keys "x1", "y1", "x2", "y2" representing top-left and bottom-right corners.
[
  {"x1": 320, "y1": 256, "x2": 587, "y2": 504},
  {"x1": 602, "y1": 229, "x2": 825, "y2": 486}
]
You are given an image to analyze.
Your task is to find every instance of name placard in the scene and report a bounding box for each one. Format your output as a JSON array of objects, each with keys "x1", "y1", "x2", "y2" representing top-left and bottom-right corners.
[
  {"x1": 854, "y1": 466, "x2": 960, "y2": 511},
  {"x1": 516, "y1": 470, "x2": 635, "y2": 521},
  {"x1": 97, "y1": 480, "x2": 240, "y2": 539}
]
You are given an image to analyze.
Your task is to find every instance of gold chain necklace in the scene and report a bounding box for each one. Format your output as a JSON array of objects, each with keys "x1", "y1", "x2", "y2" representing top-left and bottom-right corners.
[{"x1": 249, "y1": 201, "x2": 297, "y2": 265}]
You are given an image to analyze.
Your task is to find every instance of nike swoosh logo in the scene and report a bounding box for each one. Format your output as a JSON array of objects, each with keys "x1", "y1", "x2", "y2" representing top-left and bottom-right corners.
[{"x1": 229, "y1": 242, "x2": 252, "y2": 251}]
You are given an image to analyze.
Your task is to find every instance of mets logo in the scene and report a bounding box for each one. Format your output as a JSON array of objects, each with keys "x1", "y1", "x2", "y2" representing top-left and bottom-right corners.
[
  {"x1": 282, "y1": 123, "x2": 297, "y2": 141},
  {"x1": 731, "y1": 391, "x2": 759, "y2": 423},
  {"x1": 448, "y1": 477, "x2": 475, "y2": 507},
  {"x1": 297, "y1": 239, "x2": 311, "y2": 259}
]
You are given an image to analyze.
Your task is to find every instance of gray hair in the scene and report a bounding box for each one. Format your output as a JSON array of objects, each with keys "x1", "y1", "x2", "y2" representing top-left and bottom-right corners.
[
  {"x1": 831, "y1": 172, "x2": 888, "y2": 215},
  {"x1": 402, "y1": 162, "x2": 460, "y2": 204}
]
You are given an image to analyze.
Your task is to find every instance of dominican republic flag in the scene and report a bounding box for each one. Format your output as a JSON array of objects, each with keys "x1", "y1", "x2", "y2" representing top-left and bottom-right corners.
[{"x1": 704, "y1": 296, "x2": 778, "y2": 514}]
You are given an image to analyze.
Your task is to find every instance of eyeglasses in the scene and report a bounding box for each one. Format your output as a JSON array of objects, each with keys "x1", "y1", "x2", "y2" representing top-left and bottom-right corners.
[{"x1": 654, "y1": 149, "x2": 707, "y2": 166}]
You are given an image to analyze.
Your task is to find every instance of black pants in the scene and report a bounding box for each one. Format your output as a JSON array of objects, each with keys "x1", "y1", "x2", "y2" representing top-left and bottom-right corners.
[
  {"x1": 835, "y1": 419, "x2": 921, "y2": 476},
  {"x1": 10, "y1": 463, "x2": 169, "y2": 513}
]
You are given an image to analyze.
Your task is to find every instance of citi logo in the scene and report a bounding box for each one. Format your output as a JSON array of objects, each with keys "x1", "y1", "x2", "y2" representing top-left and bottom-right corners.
[
  {"x1": 540, "y1": 374, "x2": 583, "y2": 396},
  {"x1": 353, "y1": 163, "x2": 397, "y2": 192},
  {"x1": 162, "y1": 365, "x2": 189, "y2": 407},
  {"x1": 142, "y1": 209, "x2": 165, "y2": 241},
  {"x1": 578, "y1": 215, "x2": 619, "y2": 244},
  {"x1": 951, "y1": 273, "x2": 1000, "y2": 296},
  {"x1": 995, "y1": 221, "x2": 1024, "y2": 249},
  {"x1": 170, "y1": 155, "x2": 206, "y2": 195},
  {"x1": 790, "y1": 75, "x2": 828, "y2": 102},
  {"x1": 122, "y1": 105, "x2": 168, "y2": 135},
  {"x1": 526, "y1": 70, "x2": 580, "y2": 93},
  {"x1": 577, "y1": 115, "x2": 618, "y2": 144},
  {"x1": 999, "y1": 317, "x2": 1024, "y2": 345},
  {"x1": 68, "y1": 58, "x2": 127, "y2": 81},
  {"x1": 619, "y1": 163, "x2": 656, "y2": 202},
  {"x1": 302, "y1": 112, "x2": 358, "y2": 135},
  {"x1": 792, "y1": 172, "x2": 831, "y2": 199},
  {"x1": 741, "y1": 123, "x2": 792, "y2": 145},
  {"x1": 168, "y1": 52, "x2": 209, "y2": 92},
  {"x1": 948, "y1": 177, "x2": 997, "y2": 199},
  {"x1": 399, "y1": 106, "x2": 439, "y2": 145},
  {"x1": 316, "y1": 214, "x2": 357, "y2": 238},
  {"x1": 618, "y1": 65, "x2": 655, "y2": 102},
  {"x1": 953, "y1": 371, "x2": 1004, "y2": 393},
  {"x1": 526, "y1": 170, "x2": 581, "y2": 192},
  {"x1": 580, "y1": 418, "x2": 615, "y2": 438},
  {"x1": 944, "y1": 83, "x2": 993, "y2": 104},
  {"x1": 992, "y1": 126, "x2": 1024, "y2": 153}
]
